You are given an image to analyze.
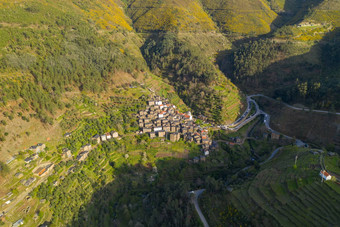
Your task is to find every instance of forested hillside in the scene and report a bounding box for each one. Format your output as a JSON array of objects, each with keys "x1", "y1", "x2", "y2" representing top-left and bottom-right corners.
[
  {"x1": 224, "y1": 0, "x2": 340, "y2": 110},
  {"x1": 201, "y1": 0, "x2": 277, "y2": 35},
  {"x1": 124, "y1": 0, "x2": 217, "y2": 32},
  {"x1": 0, "y1": 0, "x2": 339, "y2": 226}
]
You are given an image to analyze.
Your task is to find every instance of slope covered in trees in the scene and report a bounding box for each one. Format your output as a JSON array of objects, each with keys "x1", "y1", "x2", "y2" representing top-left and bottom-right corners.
[
  {"x1": 201, "y1": 0, "x2": 277, "y2": 35},
  {"x1": 0, "y1": 0, "x2": 146, "y2": 123},
  {"x1": 142, "y1": 32, "x2": 243, "y2": 124},
  {"x1": 124, "y1": 0, "x2": 217, "y2": 32}
]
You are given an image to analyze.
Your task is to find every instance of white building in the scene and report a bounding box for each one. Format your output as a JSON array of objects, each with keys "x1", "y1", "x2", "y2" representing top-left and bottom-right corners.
[
  {"x1": 320, "y1": 170, "x2": 331, "y2": 181},
  {"x1": 154, "y1": 127, "x2": 163, "y2": 132},
  {"x1": 111, "y1": 131, "x2": 119, "y2": 138},
  {"x1": 100, "y1": 134, "x2": 107, "y2": 142}
]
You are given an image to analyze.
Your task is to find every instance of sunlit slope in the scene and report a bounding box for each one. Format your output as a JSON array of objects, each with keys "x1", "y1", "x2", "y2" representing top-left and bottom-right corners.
[
  {"x1": 125, "y1": 0, "x2": 217, "y2": 32},
  {"x1": 73, "y1": 0, "x2": 133, "y2": 31},
  {"x1": 201, "y1": 0, "x2": 277, "y2": 35},
  {"x1": 305, "y1": 0, "x2": 340, "y2": 27}
]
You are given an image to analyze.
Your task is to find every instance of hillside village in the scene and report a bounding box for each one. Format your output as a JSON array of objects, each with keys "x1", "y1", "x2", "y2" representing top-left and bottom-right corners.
[{"x1": 138, "y1": 96, "x2": 213, "y2": 157}]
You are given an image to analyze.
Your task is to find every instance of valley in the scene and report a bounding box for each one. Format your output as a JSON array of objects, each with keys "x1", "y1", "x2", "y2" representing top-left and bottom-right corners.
[{"x1": 0, "y1": 0, "x2": 339, "y2": 226}]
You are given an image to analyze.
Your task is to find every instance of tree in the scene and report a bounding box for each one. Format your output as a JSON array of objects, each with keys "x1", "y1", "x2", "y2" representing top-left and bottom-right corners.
[{"x1": 0, "y1": 161, "x2": 10, "y2": 176}]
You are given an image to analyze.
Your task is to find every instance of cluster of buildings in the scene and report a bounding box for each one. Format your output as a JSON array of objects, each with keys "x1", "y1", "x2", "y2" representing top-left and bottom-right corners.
[
  {"x1": 138, "y1": 96, "x2": 212, "y2": 144},
  {"x1": 28, "y1": 143, "x2": 46, "y2": 153},
  {"x1": 61, "y1": 131, "x2": 119, "y2": 162},
  {"x1": 20, "y1": 177, "x2": 36, "y2": 187},
  {"x1": 91, "y1": 131, "x2": 119, "y2": 144},
  {"x1": 138, "y1": 96, "x2": 213, "y2": 157},
  {"x1": 24, "y1": 143, "x2": 47, "y2": 164}
]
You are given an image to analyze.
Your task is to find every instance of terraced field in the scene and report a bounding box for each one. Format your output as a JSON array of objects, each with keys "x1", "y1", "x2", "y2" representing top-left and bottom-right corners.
[
  {"x1": 230, "y1": 148, "x2": 340, "y2": 226},
  {"x1": 201, "y1": 147, "x2": 340, "y2": 226}
]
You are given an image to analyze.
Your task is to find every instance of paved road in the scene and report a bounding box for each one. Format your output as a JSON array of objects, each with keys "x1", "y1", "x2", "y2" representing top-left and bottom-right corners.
[
  {"x1": 261, "y1": 147, "x2": 283, "y2": 165},
  {"x1": 249, "y1": 94, "x2": 340, "y2": 116},
  {"x1": 223, "y1": 97, "x2": 261, "y2": 131},
  {"x1": 190, "y1": 189, "x2": 209, "y2": 227},
  {"x1": 242, "y1": 147, "x2": 283, "y2": 171}
]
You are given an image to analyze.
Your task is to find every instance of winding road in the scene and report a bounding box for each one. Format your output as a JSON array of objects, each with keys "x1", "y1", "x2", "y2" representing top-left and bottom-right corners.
[
  {"x1": 191, "y1": 93, "x2": 337, "y2": 225},
  {"x1": 190, "y1": 189, "x2": 209, "y2": 227}
]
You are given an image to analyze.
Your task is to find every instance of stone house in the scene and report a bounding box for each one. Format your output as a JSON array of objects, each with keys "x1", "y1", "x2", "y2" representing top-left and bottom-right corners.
[
  {"x1": 111, "y1": 131, "x2": 119, "y2": 138},
  {"x1": 149, "y1": 132, "x2": 156, "y2": 139},
  {"x1": 100, "y1": 134, "x2": 107, "y2": 142},
  {"x1": 92, "y1": 135, "x2": 101, "y2": 144},
  {"x1": 158, "y1": 130, "x2": 166, "y2": 138},
  {"x1": 143, "y1": 128, "x2": 152, "y2": 133}
]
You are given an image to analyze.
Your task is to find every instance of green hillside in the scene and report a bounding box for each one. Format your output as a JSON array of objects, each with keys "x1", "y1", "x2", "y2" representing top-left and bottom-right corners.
[
  {"x1": 201, "y1": 0, "x2": 278, "y2": 35},
  {"x1": 142, "y1": 32, "x2": 244, "y2": 124},
  {"x1": 124, "y1": 0, "x2": 217, "y2": 32},
  {"x1": 201, "y1": 147, "x2": 340, "y2": 226}
]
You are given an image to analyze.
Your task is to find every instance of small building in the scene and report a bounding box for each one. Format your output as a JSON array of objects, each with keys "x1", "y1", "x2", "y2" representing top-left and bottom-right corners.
[
  {"x1": 36, "y1": 143, "x2": 46, "y2": 153},
  {"x1": 143, "y1": 128, "x2": 152, "y2": 133},
  {"x1": 15, "y1": 172, "x2": 24, "y2": 178},
  {"x1": 111, "y1": 131, "x2": 119, "y2": 138},
  {"x1": 154, "y1": 127, "x2": 163, "y2": 132},
  {"x1": 200, "y1": 155, "x2": 206, "y2": 162},
  {"x1": 12, "y1": 219, "x2": 24, "y2": 227},
  {"x1": 163, "y1": 125, "x2": 171, "y2": 132},
  {"x1": 100, "y1": 134, "x2": 107, "y2": 142},
  {"x1": 25, "y1": 157, "x2": 34, "y2": 163},
  {"x1": 155, "y1": 101, "x2": 162, "y2": 105},
  {"x1": 193, "y1": 157, "x2": 199, "y2": 163},
  {"x1": 158, "y1": 130, "x2": 166, "y2": 138},
  {"x1": 204, "y1": 150, "x2": 210, "y2": 156},
  {"x1": 106, "y1": 133, "x2": 112, "y2": 140},
  {"x1": 77, "y1": 151, "x2": 89, "y2": 162},
  {"x1": 148, "y1": 100, "x2": 155, "y2": 106},
  {"x1": 92, "y1": 135, "x2": 101, "y2": 144},
  {"x1": 170, "y1": 133, "x2": 180, "y2": 142},
  {"x1": 202, "y1": 138, "x2": 210, "y2": 145},
  {"x1": 271, "y1": 132, "x2": 280, "y2": 140},
  {"x1": 81, "y1": 144, "x2": 92, "y2": 152},
  {"x1": 234, "y1": 137, "x2": 242, "y2": 143},
  {"x1": 64, "y1": 132, "x2": 71, "y2": 138},
  {"x1": 62, "y1": 148, "x2": 72, "y2": 158},
  {"x1": 149, "y1": 132, "x2": 156, "y2": 139},
  {"x1": 170, "y1": 126, "x2": 177, "y2": 132},
  {"x1": 320, "y1": 170, "x2": 332, "y2": 181}
]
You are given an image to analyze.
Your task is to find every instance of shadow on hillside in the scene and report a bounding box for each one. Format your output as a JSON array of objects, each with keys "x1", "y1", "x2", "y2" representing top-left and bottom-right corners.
[
  {"x1": 216, "y1": 0, "x2": 325, "y2": 76},
  {"x1": 219, "y1": 27, "x2": 340, "y2": 110},
  {"x1": 270, "y1": 0, "x2": 323, "y2": 28},
  {"x1": 67, "y1": 157, "x2": 220, "y2": 227},
  {"x1": 64, "y1": 138, "x2": 255, "y2": 227}
]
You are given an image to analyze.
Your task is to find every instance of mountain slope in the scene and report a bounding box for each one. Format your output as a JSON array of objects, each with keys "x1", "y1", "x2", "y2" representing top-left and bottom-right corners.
[
  {"x1": 201, "y1": 0, "x2": 278, "y2": 35},
  {"x1": 125, "y1": 0, "x2": 217, "y2": 32}
]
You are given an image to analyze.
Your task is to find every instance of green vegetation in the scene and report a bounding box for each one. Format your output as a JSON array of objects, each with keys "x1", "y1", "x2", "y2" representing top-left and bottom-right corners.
[
  {"x1": 0, "y1": 0, "x2": 339, "y2": 226},
  {"x1": 124, "y1": 0, "x2": 216, "y2": 32},
  {"x1": 0, "y1": 161, "x2": 9, "y2": 176},
  {"x1": 201, "y1": 0, "x2": 277, "y2": 35},
  {"x1": 143, "y1": 32, "x2": 243, "y2": 123},
  {"x1": 201, "y1": 147, "x2": 340, "y2": 226},
  {"x1": 232, "y1": 39, "x2": 280, "y2": 79},
  {"x1": 0, "y1": 0, "x2": 146, "y2": 123}
]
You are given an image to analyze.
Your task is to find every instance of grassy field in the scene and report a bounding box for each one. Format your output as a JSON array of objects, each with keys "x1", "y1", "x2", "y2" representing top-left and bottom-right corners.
[{"x1": 201, "y1": 146, "x2": 340, "y2": 226}]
